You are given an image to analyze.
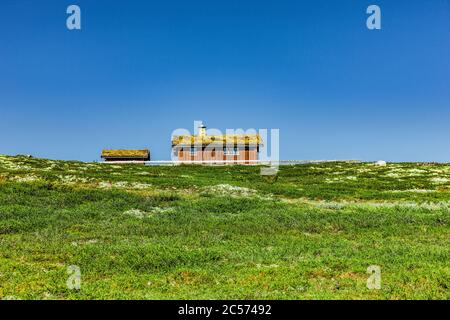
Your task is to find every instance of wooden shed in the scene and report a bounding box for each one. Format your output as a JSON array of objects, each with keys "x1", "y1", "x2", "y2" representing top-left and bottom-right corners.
[{"x1": 101, "y1": 149, "x2": 150, "y2": 163}]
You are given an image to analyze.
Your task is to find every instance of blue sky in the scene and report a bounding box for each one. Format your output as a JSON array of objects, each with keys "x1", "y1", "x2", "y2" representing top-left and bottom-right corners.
[{"x1": 1, "y1": 0, "x2": 449, "y2": 162}]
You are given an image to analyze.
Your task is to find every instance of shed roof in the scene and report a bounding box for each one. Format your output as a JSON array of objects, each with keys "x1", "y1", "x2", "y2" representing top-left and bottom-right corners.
[{"x1": 101, "y1": 149, "x2": 150, "y2": 159}]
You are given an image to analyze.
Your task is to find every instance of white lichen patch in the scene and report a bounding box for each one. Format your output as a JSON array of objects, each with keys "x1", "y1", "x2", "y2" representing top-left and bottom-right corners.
[
  {"x1": 98, "y1": 181, "x2": 152, "y2": 190},
  {"x1": 204, "y1": 184, "x2": 257, "y2": 197},
  {"x1": 58, "y1": 175, "x2": 92, "y2": 184},
  {"x1": 136, "y1": 171, "x2": 151, "y2": 176},
  {"x1": 324, "y1": 176, "x2": 356, "y2": 183},
  {"x1": 149, "y1": 207, "x2": 176, "y2": 214},
  {"x1": 401, "y1": 168, "x2": 429, "y2": 176},
  {"x1": 256, "y1": 264, "x2": 279, "y2": 269},
  {"x1": 385, "y1": 172, "x2": 401, "y2": 178},
  {"x1": 123, "y1": 209, "x2": 150, "y2": 218},
  {"x1": 71, "y1": 239, "x2": 100, "y2": 246},
  {"x1": 431, "y1": 177, "x2": 450, "y2": 184},
  {"x1": 315, "y1": 202, "x2": 346, "y2": 210},
  {"x1": 356, "y1": 202, "x2": 449, "y2": 210},
  {"x1": 124, "y1": 206, "x2": 174, "y2": 219},
  {"x1": 0, "y1": 158, "x2": 34, "y2": 171},
  {"x1": 129, "y1": 182, "x2": 153, "y2": 189},
  {"x1": 386, "y1": 189, "x2": 437, "y2": 193},
  {"x1": 288, "y1": 198, "x2": 449, "y2": 211},
  {"x1": 41, "y1": 164, "x2": 58, "y2": 171},
  {"x1": 10, "y1": 174, "x2": 40, "y2": 183}
]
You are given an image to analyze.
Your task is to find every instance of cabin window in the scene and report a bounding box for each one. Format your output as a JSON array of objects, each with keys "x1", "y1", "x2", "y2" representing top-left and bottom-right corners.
[{"x1": 224, "y1": 146, "x2": 239, "y2": 155}]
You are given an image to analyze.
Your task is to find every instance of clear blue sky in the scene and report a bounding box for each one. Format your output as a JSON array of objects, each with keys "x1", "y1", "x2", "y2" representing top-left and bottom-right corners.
[{"x1": 1, "y1": 0, "x2": 449, "y2": 162}]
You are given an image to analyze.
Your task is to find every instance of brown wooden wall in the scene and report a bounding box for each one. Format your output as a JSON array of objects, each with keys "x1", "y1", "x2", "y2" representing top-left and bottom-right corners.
[{"x1": 176, "y1": 147, "x2": 258, "y2": 164}]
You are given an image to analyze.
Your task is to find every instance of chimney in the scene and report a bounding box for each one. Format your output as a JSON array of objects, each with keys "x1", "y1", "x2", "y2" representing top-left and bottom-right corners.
[{"x1": 199, "y1": 123, "x2": 207, "y2": 137}]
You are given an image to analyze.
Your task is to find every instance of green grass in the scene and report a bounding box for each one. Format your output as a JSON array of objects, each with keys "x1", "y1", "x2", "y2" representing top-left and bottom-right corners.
[{"x1": 0, "y1": 155, "x2": 448, "y2": 299}]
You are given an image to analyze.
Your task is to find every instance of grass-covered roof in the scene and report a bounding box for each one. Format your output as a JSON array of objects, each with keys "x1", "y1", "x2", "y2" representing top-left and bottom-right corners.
[
  {"x1": 171, "y1": 134, "x2": 262, "y2": 147},
  {"x1": 101, "y1": 149, "x2": 150, "y2": 159}
]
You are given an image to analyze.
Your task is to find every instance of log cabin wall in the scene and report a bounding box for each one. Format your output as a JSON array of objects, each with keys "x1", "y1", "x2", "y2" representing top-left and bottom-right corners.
[{"x1": 176, "y1": 146, "x2": 258, "y2": 164}]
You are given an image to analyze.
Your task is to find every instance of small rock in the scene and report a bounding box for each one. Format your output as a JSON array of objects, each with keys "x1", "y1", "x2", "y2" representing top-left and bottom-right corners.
[{"x1": 375, "y1": 160, "x2": 387, "y2": 167}]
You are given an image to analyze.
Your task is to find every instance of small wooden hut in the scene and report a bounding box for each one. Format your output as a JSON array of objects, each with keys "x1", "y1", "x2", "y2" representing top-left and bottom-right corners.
[{"x1": 101, "y1": 149, "x2": 150, "y2": 164}]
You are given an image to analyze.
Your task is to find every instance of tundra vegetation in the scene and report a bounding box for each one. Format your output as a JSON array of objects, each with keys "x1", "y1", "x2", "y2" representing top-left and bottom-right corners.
[{"x1": 0, "y1": 155, "x2": 448, "y2": 299}]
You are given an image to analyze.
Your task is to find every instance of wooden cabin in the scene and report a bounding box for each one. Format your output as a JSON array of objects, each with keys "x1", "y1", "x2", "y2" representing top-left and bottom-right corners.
[
  {"x1": 101, "y1": 149, "x2": 150, "y2": 164},
  {"x1": 172, "y1": 125, "x2": 262, "y2": 164}
]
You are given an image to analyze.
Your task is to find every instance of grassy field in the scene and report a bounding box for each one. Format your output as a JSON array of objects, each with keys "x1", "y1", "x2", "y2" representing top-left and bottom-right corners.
[{"x1": 0, "y1": 155, "x2": 448, "y2": 300}]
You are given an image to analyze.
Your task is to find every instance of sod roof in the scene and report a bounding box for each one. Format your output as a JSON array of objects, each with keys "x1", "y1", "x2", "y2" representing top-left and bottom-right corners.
[
  {"x1": 101, "y1": 149, "x2": 150, "y2": 159},
  {"x1": 171, "y1": 134, "x2": 262, "y2": 147}
]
